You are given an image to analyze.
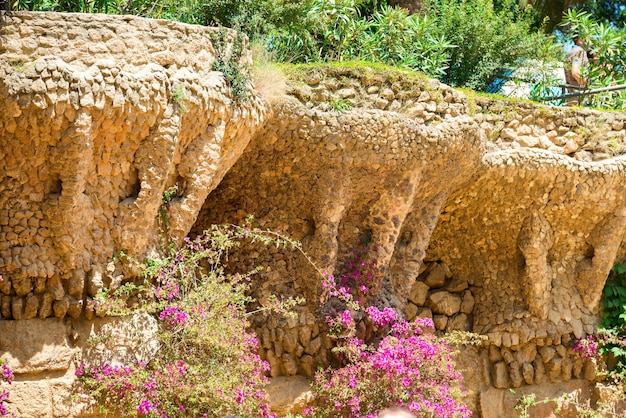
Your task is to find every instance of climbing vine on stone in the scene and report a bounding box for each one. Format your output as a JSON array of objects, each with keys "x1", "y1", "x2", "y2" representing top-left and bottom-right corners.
[{"x1": 210, "y1": 29, "x2": 251, "y2": 101}]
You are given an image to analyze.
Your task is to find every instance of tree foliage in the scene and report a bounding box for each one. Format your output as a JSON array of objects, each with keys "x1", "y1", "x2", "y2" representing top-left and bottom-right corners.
[
  {"x1": 516, "y1": 0, "x2": 585, "y2": 32},
  {"x1": 5, "y1": 0, "x2": 625, "y2": 107},
  {"x1": 581, "y1": 0, "x2": 626, "y2": 28},
  {"x1": 424, "y1": 0, "x2": 556, "y2": 90},
  {"x1": 265, "y1": 0, "x2": 555, "y2": 90}
]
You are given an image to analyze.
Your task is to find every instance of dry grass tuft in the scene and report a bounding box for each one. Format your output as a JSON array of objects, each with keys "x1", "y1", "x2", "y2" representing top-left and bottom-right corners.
[{"x1": 251, "y1": 43, "x2": 287, "y2": 105}]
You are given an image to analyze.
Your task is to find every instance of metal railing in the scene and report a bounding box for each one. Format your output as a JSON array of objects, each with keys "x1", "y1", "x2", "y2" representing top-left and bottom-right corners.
[{"x1": 541, "y1": 83, "x2": 626, "y2": 102}]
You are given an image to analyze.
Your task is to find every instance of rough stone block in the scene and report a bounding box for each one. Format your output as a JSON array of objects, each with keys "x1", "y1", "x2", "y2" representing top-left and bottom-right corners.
[
  {"x1": 583, "y1": 358, "x2": 597, "y2": 381},
  {"x1": 424, "y1": 263, "x2": 446, "y2": 288},
  {"x1": 488, "y1": 344, "x2": 503, "y2": 363},
  {"x1": 534, "y1": 357, "x2": 547, "y2": 384},
  {"x1": 539, "y1": 346, "x2": 556, "y2": 363},
  {"x1": 405, "y1": 302, "x2": 418, "y2": 321},
  {"x1": 427, "y1": 290, "x2": 461, "y2": 316},
  {"x1": 304, "y1": 337, "x2": 321, "y2": 356},
  {"x1": 298, "y1": 326, "x2": 311, "y2": 348},
  {"x1": 11, "y1": 296, "x2": 24, "y2": 320},
  {"x1": 3, "y1": 380, "x2": 52, "y2": 417},
  {"x1": 0, "y1": 318, "x2": 73, "y2": 373},
  {"x1": 408, "y1": 280, "x2": 429, "y2": 306},
  {"x1": 267, "y1": 376, "x2": 314, "y2": 416},
  {"x1": 416, "y1": 307, "x2": 433, "y2": 319},
  {"x1": 38, "y1": 293, "x2": 53, "y2": 319},
  {"x1": 492, "y1": 361, "x2": 510, "y2": 389},
  {"x1": 508, "y1": 361, "x2": 523, "y2": 388},
  {"x1": 24, "y1": 294, "x2": 39, "y2": 319},
  {"x1": 447, "y1": 313, "x2": 469, "y2": 331},
  {"x1": 547, "y1": 356, "x2": 563, "y2": 383},
  {"x1": 561, "y1": 355, "x2": 573, "y2": 382},
  {"x1": 282, "y1": 329, "x2": 298, "y2": 353},
  {"x1": 281, "y1": 353, "x2": 298, "y2": 376},
  {"x1": 1, "y1": 295, "x2": 11, "y2": 319},
  {"x1": 517, "y1": 135, "x2": 539, "y2": 147},
  {"x1": 298, "y1": 355, "x2": 316, "y2": 377},
  {"x1": 265, "y1": 349, "x2": 282, "y2": 378},
  {"x1": 522, "y1": 362, "x2": 534, "y2": 385},
  {"x1": 446, "y1": 278, "x2": 468, "y2": 293},
  {"x1": 53, "y1": 296, "x2": 70, "y2": 318},
  {"x1": 12, "y1": 276, "x2": 32, "y2": 296},
  {"x1": 433, "y1": 314, "x2": 448, "y2": 331}
]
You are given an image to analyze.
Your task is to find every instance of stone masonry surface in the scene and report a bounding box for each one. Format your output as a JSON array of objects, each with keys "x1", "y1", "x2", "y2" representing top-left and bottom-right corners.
[
  {"x1": 2, "y1": 12, "x2": 626, "y2": 417},
  {"x1": 0, "y1": 12, "x2": 267, "y2": 322},
  {"x1": 195, "y1": 65, "x2": 626, "y2": 413}
]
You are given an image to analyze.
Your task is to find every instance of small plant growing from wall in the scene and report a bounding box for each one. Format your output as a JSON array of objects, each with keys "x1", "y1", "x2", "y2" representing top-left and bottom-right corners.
[
  {"x1": 171, "y1": 84, "x2": 187, "y2": 113},
  {"x1": 328, "y1": 97, "x2": 354, "y2": 112},
  {"x1": 158, "y1": 184, "x2": 179, "y2": 232},
  {"x1": 7, "y1": 60, "x2": 29, "y2": 73},
  {"x1": 210, "y1": 29, "x2": 251, "y2": 101}
]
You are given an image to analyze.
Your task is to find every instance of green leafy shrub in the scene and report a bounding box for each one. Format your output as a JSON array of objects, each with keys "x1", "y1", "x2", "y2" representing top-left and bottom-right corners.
[
  {"x1": 598, "y1": 263, "x2": 626, "y2": 380},
  {"x1": 267, "y1": 1, "x2": 453, "y2": 76},
  {"x1": 356, "y1": 5, "x2": 454, "y2": 77},
  {"x1": 423, "y1": 0, "x2": 556, "y2": 91},
  {"x1": 265, "y1": 0, "x2": 554, "y2": 91},
  {"x1": 8, "y1": 0, "x2": 202, "y2": 22},
  {"x1": 601, "y1": 264, "x2": 626, "y2": 331},
  {"x1": 200, "y1": 0, "x2": 313, "y2": 41},
  {"x1": 210, "y1": 29, "x2": 252, "y2": 101},
  {"x1": 581, "y1": 0, "x2": 626, "y2": 28}
]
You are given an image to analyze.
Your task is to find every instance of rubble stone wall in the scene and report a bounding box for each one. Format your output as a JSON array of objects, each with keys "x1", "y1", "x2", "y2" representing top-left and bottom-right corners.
[
  {"x1": 0, "y1": 12, "x2": 267, "y2": 321},
  {"x1": 2, "y1": 12, "x2": 626, "y2": 417},
  {"x1": 475, "y1": 97, "x2": 626, "y2": 161},
  {"x1": 195, "y1": 66, "x2": 626, "y2": 414},
  {"x1": 0, "y1": 313, "x2": 158, "y2": 417}
]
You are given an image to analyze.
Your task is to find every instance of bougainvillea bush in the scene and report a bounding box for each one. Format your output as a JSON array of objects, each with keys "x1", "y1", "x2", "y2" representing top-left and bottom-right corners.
[
  {"x1": 0, "y1": 359, "x2": 13, "y2": 417},
  {"x1": 304, "y1": 269, "x2": 471, "y2": 418},
  {"x1": 79, "y1": 213, "x2": 470, "y2": 418},
  {"x1": 77, "y1": 224, "x2": 294, "y2": 417}
]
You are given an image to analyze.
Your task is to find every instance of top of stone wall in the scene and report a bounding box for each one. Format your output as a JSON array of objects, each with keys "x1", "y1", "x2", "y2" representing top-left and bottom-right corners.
[
  {"x1": 283, "y1": 64, "x2": 626, "y2": 161},
  {"x1": 283, "y1": 64, "x2": 467, "y2": 125},
  {"x1": 473, "y1": 96, "x2": 626, "y2": 161},
  {"x1": 0, "y1": 11, "x2": 247, "y2": 71}
]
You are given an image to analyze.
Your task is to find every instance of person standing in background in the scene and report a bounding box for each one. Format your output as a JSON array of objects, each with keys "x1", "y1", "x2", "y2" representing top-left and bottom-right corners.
[{"x1": 564, "y1": 35, "x2": 589, "y2": 103}]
